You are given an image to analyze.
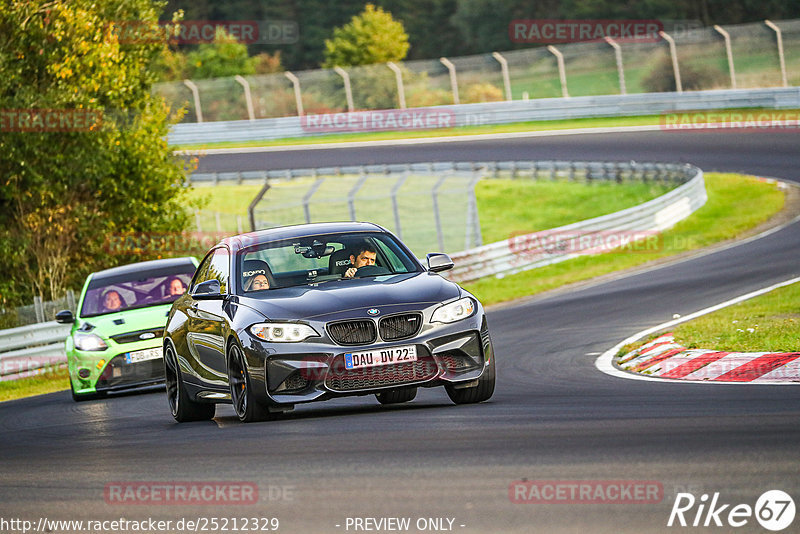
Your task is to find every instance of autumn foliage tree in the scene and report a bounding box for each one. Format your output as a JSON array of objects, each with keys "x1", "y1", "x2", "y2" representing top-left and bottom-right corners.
[
  {"x1": 0, "y1": 0, "x2": 193, "y2": 307},
  {"x1": 322, "y1": 4, "x2": 410, "y2": 68}
]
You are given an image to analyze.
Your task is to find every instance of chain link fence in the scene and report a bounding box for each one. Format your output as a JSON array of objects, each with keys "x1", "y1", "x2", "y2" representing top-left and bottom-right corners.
[
  {"x1": 1, "y1": 291, "x2": 77, "y2": 329},
  {"x1": 155, "y1": 19, "x2": 800, "y2": 123}
]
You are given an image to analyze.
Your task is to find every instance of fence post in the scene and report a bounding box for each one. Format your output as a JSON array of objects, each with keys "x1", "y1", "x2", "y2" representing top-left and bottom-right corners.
[
  {"x1": 333, "y1": 66, "x2": 355, "y2": 112},
  {"x1": 234, "y1": 75, "x2": 256, "y2": 121},
  {"x1": 248, "y1": 178, "x2": 271, "y2": 232},
  {"x1": 604, "y1": 37, "x2": 626, "y2": 95},
  {"x1": 465, "y1": 171, "x2": 483, "y2": 249},
  {"x1": 431, "y1": 173, "x2": 449, "y2": 252},
  {"x1": 491, "y1": 52, "x2": 513, "y2": 101},
  {"x1": 194, "y1": 210, "x2": 202, "y2": 232},
  {"x1": 658, "y1": 31, "x2": 682, "y2": 93},
  {"x1": 713, "y1": 25, "x2": 737, "y2": 89},
  {"x1": 546, "y1": 45, "x2": 569, "y2": 98},
  {"x1": 391, "y1": 172, "x2": 409, "y2": 239},
  {"x1": 348, "y1": 169, "x2": 368, "y2": 221},
  {"x1": 387, "y1": 62, "x2": 407, "y2": 109},
  {"x1": 439, "y1": 57, "x2": 460, "y2": 105},
  {"x1": 303, "y1": 178, "x2": 325, "y2": 224},
  {"x1": 182, "y1": 79, "x2": 203, "y2": 122},
  {"x1": 765, "y1": 20, "x2": 789, "y2": 88},
  {"x1": 215, "y1": 212, "x2": 222, "y2": 232},
  {"x1": 284, "y1": 71, "x2": 304, "y2": 116},
  {"x1": 33, "y1": 295, "x2": 44, "y2": 324},
  {"x1": 66, "y1": 290, "x2": 76, "y2": 312}
]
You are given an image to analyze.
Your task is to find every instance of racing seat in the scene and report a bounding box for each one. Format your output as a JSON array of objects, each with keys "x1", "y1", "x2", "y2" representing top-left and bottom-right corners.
[
  {"x1": 241, "y1": 259, "x2": 276, "y2": 290},
  {"x1": 328, "y1": 248, "x2": 353, "y2": 276}
]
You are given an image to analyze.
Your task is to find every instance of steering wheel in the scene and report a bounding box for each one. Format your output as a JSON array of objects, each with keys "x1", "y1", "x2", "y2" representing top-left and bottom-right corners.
[{"x1": 353, "y1": 265, "x2": 391, "y2": 277}]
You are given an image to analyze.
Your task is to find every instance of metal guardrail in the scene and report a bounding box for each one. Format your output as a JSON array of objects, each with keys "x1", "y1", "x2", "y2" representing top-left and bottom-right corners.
[
  {"x1": 168, "y1": 87, "x2": 800, "y2": 145},
  {"x1": 445, "y1": 162, "x2": 705, "y2": 283},
  {"x1": 0, "y1": 321, "x2": 69, "y2": 381}
]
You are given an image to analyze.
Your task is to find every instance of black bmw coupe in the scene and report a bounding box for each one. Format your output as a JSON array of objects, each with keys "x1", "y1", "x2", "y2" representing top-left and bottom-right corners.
[{"x1": 163, "y1": 222, "x2": 495, "y2": 423}]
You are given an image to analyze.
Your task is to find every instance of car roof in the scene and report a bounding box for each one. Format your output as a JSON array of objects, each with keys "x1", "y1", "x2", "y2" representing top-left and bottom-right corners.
[
  {"x1": 91, "y1": 257, "x2": 197, "y2": 282},
  {"x1": 220, "y1": 222, "x2": 388, "y2": 250}
]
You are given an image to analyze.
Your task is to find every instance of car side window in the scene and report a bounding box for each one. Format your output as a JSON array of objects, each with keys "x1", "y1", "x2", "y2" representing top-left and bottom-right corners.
[
  {"x1": 207, "y1": 247, "x2": 230, "y2": 294},
  {"x1": 189, "y1": 251, "x2": 214, "y2": 292}
]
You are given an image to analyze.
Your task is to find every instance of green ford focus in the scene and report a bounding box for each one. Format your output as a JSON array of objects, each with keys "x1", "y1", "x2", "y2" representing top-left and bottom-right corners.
[{"x1": 56, "y1": 257, "x2": 197, "y2": 401}]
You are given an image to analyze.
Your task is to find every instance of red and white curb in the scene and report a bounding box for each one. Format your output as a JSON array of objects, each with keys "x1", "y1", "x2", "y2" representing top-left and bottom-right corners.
[
  {"x1": 617, "y1": 333, "x2": 800, "y2": 382},
  {"x1": 595, "y1": 276, "x2": 800, "y2": 385}
]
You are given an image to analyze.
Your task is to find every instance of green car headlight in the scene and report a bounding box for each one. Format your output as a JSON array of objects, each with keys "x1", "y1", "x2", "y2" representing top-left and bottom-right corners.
[
  {"x1": 250, "y1": 323, "x2": 319, "y2": 343},
  {"x1": 74, "y1": 332, "x2": 108, "y2": 351}
]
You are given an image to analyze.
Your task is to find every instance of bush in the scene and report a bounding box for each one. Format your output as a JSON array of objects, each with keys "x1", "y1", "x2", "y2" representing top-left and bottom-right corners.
[
  {"x1": 464, "y1": 83, "x2": 504, "y2": 103},
  {"x1": 642, "y1": 55, "x2": 724, "y2": 92}
]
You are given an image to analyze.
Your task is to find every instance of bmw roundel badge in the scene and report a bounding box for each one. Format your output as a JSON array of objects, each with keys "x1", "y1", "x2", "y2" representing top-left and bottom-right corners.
[{"x1": 367, "y1": 308, "x2": 380, "y2": 316}]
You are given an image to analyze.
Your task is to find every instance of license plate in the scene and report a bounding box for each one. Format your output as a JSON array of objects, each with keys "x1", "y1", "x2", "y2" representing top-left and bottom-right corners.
[
  {"x1": 125, "y1": 347, "x2": 162, "y2": 364},
  {"x1": 344, "y1": 345, "x2": 417, "y2": 370}
]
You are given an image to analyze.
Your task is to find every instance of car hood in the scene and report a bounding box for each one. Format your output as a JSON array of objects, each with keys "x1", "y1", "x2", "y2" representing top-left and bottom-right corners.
[
  {"x1": 239, "y1": 272, "x2": 462, "y2": 321},
  {"x1": 77, "y1": 304, "x2": 173, "y2": 337}
]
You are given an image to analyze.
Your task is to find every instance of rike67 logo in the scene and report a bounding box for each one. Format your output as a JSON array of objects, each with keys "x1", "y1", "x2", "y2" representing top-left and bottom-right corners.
[{"x1": 668, "y1": 490, "x2": 795, "y2": 531}]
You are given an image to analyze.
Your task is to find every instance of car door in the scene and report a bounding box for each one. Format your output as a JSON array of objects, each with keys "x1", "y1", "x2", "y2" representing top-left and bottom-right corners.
[{"x1": 186, "y1": 246, "x2": 231, "y2": 387}]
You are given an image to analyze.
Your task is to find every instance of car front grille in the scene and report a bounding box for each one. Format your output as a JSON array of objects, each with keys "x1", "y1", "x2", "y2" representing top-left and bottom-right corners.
[
  {"x1": 327, "y1": 320, "x2": 377, "y2": 346},
  {"x1": 379, "y1": 313, "x2": 422, "y2": 341},
  {"x1": 110, "y1": 328, "x2": 164, "y2": 345},
  {"x1": 324, "y1": 356, "x2": 438, "y2": 392}
]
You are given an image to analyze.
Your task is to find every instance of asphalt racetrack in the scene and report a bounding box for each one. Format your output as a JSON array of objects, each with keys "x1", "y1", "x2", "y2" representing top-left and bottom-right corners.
[{"x1": 1, "y1": 131, "x2": 798, "y2": 533}]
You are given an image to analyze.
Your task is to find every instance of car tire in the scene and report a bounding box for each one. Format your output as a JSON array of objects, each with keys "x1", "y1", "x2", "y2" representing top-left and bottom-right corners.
[
  {"x1": 164, "y1": 342, "x2": 215, "y2": 422},
  {"x1": 445, "y1": 354, "x2": 495, "y2": 405},
  {"x1": 375, "y1": 386, "x2": 417, "y2": 405},
  {"x1": 227, "y1": 341, "x2": 272, "y2": 423}
]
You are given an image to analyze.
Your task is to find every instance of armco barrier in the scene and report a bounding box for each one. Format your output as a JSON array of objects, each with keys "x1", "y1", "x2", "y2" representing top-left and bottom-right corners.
[
  {"x1": 0, "y1": 321, "x2": 69, "y2": 381},
  {"x1": 167, "y1": 87, "x2": 800, "y2": 146},
  {"x1": 445, "y1": 162, "x2": 705, "y2": 283}
]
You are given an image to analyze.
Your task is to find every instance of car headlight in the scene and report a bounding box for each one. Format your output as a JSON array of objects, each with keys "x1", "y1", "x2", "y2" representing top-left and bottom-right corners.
[
  {"x1": 431, "y1": 297, "x2": 475, "y2": 324},
  {"x1": 74, "y1": 332, "x2": 108, "y2": 351},
  {"x1": 249, "y1": 323, "x2": 319, "y2": 343}
]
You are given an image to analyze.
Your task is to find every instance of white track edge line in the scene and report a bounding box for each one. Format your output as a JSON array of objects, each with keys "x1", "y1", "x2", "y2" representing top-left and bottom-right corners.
[{"x1": 594, "y1": 275, "x2": 800, "y2": 385}]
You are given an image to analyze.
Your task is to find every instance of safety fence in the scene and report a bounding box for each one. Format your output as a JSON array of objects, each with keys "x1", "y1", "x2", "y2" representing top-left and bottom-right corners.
[
  {"x1": 0, "y1": 321, "x2": 70, "y2": 382},
  {"x1": 156, "y1": 19, "x2": 800, "y2": 125}
]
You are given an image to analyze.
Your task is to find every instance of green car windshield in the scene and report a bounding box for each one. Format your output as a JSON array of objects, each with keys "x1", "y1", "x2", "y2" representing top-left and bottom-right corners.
[{"x1": 80, "y1": 266, "x2": 195, "y2": 318}]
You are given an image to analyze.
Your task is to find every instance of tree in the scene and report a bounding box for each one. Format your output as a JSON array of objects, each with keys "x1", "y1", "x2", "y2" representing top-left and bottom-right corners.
[
  {"x1": 185, "y1": 27, "x2": 256, "y2": 79},
  {"x1": 0, "y1": 0, "x2": 194, "y2": 306},
  {"x1": 322, "y1": 3, "x2": 409, "y2": 68}
]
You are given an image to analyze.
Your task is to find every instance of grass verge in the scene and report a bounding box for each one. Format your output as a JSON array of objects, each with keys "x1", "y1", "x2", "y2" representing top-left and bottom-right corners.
[
  {"x1": 464, "y1": 173, "x2": 785, "y2": 306},
  {"x1": 172, "y1": 108, "x2": 800, "y2": 151},
  {"x1": 670, "y1": 281, "x2": 800, "y2": 353},
  {"x1": 0, "y1": 367, "x2": 69, "y2": 402}
]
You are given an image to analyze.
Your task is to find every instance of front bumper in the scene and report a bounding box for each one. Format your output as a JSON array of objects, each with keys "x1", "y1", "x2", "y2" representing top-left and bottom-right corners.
[
  {"x1": 240, "y1": 312, "x2": 492, "y2": 405},
  {"x1": 68, "y1": 343, "x2": 164, "y2": 395}
]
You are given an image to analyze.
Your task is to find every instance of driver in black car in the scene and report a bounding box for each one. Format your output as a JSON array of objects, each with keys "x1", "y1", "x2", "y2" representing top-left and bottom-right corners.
[{"x1": 343, "y1": 241, "x2": 377, "y2": 278}]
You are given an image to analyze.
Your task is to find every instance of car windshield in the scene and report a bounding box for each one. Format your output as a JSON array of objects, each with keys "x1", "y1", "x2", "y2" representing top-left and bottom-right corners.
[
  {"x1": 80, "y1": 265, "x2": 196, "y2": 317},
  {"x1": 238, "y1": 232, "x2": 421, "y2": 292}
]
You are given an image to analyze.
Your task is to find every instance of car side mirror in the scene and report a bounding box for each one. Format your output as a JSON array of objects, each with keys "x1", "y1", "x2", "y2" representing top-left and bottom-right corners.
[
  {"x1": 191, "y1": 279, "x2": 223, "y2": 300},
  {"x1": 55, "y1": 309, "x2": 75, "y2": 324},
  {"x1": 427, "y1": 253, "x2": 454, "y2": 273}
]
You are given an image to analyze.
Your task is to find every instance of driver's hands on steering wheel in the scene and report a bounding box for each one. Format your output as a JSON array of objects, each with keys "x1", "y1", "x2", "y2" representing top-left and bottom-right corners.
[{"x1": 344, "y1": 266, "x2": 358, "y2": 278}]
